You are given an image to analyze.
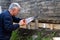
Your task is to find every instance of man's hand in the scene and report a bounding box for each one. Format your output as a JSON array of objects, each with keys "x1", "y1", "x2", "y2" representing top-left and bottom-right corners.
[{"x1": 19, "y1": 19, "x2": 26, "y2": 26}]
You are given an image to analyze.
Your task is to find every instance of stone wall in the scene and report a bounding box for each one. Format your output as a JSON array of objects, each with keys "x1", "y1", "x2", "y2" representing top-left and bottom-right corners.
[{"x1": 0, "y1": 0, "x2": 11, "y2": 10}]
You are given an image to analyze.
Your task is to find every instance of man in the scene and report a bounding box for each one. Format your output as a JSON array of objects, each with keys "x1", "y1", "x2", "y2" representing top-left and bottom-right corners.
[{"x1": 0, "y1": 3, "x2": 26, "y2": 40}]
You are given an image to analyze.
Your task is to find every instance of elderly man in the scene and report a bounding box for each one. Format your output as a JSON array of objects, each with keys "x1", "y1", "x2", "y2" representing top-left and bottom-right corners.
[{"x1": 0, "y1": 3, "x2": 26, "y2": 40}]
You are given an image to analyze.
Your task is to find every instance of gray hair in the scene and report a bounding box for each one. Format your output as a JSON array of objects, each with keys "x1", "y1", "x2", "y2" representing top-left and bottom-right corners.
[{"x1": 8, "y1": 3, "x2": 21, "y2": 10}]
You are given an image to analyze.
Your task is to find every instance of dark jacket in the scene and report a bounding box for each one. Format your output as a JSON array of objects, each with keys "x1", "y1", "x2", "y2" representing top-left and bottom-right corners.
[{"x1": 0, "y1": 10, "x2": 21, "y2": 40}]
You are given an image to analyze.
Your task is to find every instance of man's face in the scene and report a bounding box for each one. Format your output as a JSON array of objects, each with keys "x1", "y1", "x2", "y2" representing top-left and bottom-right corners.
[{"x1": 12, "y1": 7, "x2": 20, "y2": 16}]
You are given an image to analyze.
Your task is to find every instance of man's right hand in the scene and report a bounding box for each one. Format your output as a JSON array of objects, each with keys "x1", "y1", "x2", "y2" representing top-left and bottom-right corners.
[{"x1": 19, "y1": 19, "x2": 26, "y2": 26}]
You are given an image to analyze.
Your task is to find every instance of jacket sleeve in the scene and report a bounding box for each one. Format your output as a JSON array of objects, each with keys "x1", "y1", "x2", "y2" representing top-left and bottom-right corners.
[
  {"x1": 12, "y1": 16, "x2": 22, "y2": 23},
  {"x1": 3, "y1": 15, "x2": 19, "y2": 31}
]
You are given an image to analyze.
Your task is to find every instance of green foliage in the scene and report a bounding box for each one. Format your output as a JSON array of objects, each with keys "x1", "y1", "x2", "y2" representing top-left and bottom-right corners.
[
  {"x1": 10, "y1": 29, "x2": 56, "y2": 40},
  {"x1": 10, "y1": 29, "x2": 19, "y2": 40}
]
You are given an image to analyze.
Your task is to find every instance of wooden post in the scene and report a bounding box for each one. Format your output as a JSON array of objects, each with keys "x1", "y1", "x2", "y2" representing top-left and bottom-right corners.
[
  {"x1": 35, "y1": 19, "x2": 38, "y2": 29},
  {"x1": 50, "y1": 24, "x2": 54, "y2": 30},
  {"x1": 26, "y1": 23, "x2": 31, "y2": 29},
  {"x1": 0, "y1": 6, "x2": 2, "y2": 14}
]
